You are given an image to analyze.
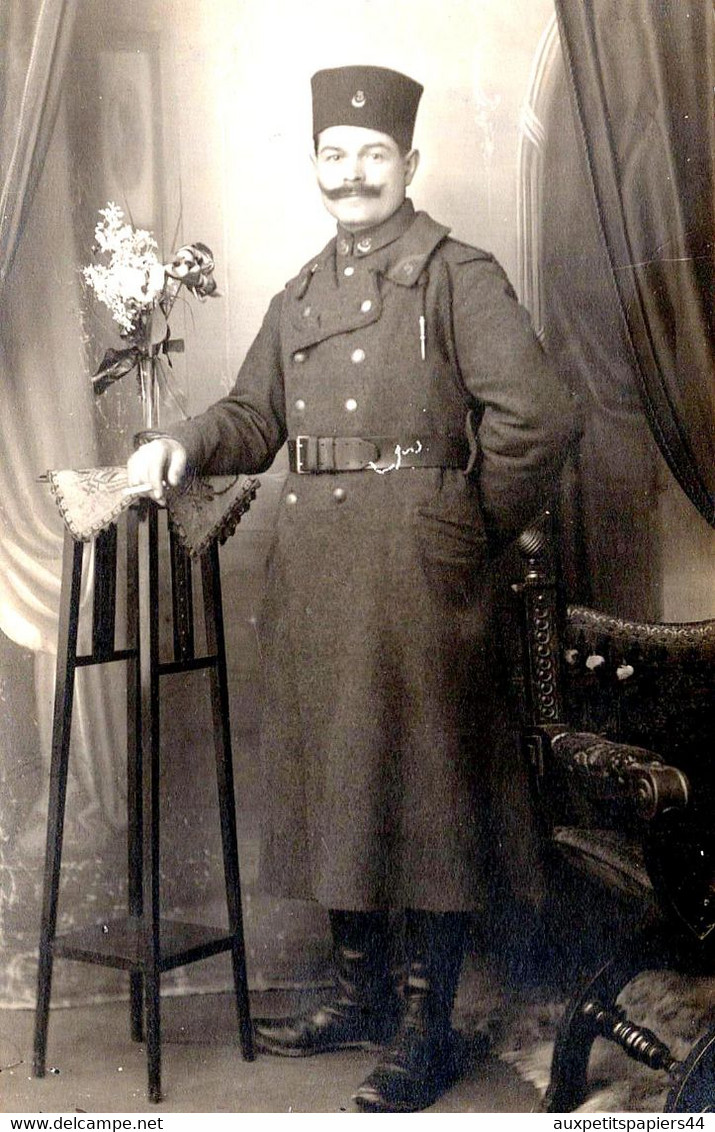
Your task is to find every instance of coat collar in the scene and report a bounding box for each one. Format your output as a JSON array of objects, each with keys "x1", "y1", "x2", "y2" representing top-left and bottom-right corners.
[
  {"x1": 291, "y1": 202, "x2": 451, "y2": 298},
  {"x1": 335, "y1": 199, "x2": 417, "y2": 258},
  {"x1": 336, "y1": 200, "x2": 451, "y2": 285},
  {"x1": 284, "y1": 205, "x2": 451, "y2": 350}
]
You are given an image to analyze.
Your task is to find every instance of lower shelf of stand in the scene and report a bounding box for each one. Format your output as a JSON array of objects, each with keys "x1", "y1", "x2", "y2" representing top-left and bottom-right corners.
[{"x1": 51, "y1": 917, "x2": 236, "y2": 973}]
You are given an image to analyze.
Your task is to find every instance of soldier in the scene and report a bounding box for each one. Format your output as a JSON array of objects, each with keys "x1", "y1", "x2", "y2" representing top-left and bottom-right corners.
[{"x1": 128, "y1": 65, "x2": 575, "y2": 1112}]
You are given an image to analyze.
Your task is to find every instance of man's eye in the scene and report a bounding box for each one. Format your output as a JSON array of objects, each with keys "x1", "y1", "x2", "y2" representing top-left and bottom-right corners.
[{"x1": 369, "y1": 152, "x2": 385, "y2": 162}]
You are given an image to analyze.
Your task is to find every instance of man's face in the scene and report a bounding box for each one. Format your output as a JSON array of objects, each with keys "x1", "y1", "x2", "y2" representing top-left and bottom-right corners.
[{"x1": 313, "y1": 125, "x2": 419, "y2": 232}]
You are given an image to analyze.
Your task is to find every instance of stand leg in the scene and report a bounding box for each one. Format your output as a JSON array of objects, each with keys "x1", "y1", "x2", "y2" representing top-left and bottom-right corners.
[
  {"x1": 138, "y1": 505, "x2": 163, "y2": 1100},
  {"x1": 202, "y1": 544, "x2": 255, "y2": 1061},
  {"x1": 129, "y1": 974, "x2": 144, "y2": 1044},
  {"x1": 33, "y1": 535, "x2": 84, "y2": 1077},
  {"x1": 126, "y1": 507, "x2": 145, "y2": 1042},
  {"x1": 145, "y1": 969, "x2": 162, "y2": 1105}
]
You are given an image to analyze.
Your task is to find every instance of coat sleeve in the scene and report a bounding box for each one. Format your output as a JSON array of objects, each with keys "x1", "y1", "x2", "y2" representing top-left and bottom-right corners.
[
  {"x1": 168, "y1": 291, "x2": 287, "y2": 475},
  {"x1": 448, "y1": 254, "x2": 578, "y2": 546}
]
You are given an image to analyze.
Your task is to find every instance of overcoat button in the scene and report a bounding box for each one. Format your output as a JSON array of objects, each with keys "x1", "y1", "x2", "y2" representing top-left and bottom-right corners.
[
  {"x1": 295, "y1": 399, "x2": 306, "y2": 411},
  {"x1": 361, "y1": 299, "x2": 372, "y2": 312},
  {"x1": 303, "y1": 306, "x2": 311, "y2": 317},
  {"x1": 286, "y1": 492, "x2": 298, "y2": 506},
  {"x1": 293, "y1": 351, "x2": 306, "y2": 363},
  {"x1": 345, "y1": 398, "x2": 358, "y2": 412},
  {"x1": 351, "y1": 348, "x2": 366, "y2": 364},
  {"x1": 332, "y1": 488, "x2": 346, "y2": 503},
  {"x1": 343, "y1": 266, "x2": 355, "y2": 277}
]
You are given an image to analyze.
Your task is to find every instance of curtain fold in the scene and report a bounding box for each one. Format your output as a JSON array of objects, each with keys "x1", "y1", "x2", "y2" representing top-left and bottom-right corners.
[
  {"x1": 0, "y1": 0, "x2": 79, "y2": 290},
  {"x1": 541, "y1": 60, "x2": 663, "y2": 619},
  {"x1": 554, "y1": 0, "x2": 715, "y2": 528},
  {"x1": 1, "y1": 0, "x2": 130, "y2": 1005}
]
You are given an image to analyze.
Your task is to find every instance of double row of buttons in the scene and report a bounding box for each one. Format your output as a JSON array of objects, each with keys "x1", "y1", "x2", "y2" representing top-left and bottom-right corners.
[
  {"x1": 294, "y1": 398, "x2": 358, "y2": 413},
  {"x1": 301, "y1": 297, "x2": 372, "y2": 314},
  {"x1": 286, "y1": 487, "x2": 347, "y2": 506},
  {"x1": 294, "y1": 346, "x2": 367, "y2": 365}
]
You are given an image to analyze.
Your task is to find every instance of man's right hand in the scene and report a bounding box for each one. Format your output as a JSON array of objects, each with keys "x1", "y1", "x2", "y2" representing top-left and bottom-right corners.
[{"x1": 127, "y1": 438, "x2": 187, "y2": 502}]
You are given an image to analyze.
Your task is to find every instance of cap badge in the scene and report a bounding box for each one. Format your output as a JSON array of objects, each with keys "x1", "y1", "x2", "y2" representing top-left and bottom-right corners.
[{"x1": 351, "y1": 89, "x2": 366, "y2": 108}]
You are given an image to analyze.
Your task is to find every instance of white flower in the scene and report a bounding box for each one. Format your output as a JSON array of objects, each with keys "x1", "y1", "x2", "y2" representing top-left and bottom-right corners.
[
  {"x1": 84, "y1": 204, "x2": 217, "y2": 354},
  {"x1": 146, "y1": 262, "x2": 166, "y2": 300},
  {"x1": 114, "y1": 265, "x2": 151, "y2": 303},
  {"x1": 83, "y1": 204, "x2": 167, "y2": 336}
]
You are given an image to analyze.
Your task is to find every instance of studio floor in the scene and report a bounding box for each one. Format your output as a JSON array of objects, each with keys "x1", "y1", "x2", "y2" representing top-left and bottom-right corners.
[{"x1": 1, "y1": 990, "x2": 540, "y2": 1115}]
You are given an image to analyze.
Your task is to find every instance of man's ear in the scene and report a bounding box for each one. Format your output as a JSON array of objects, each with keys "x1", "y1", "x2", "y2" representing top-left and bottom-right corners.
[{"x1": 404, "y1": 149, "x2": 420, "y2": 186}]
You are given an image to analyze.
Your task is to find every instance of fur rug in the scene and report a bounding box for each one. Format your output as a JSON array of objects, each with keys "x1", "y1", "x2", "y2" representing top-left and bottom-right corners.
[{"x1": 455, "y1": 959, "x2": 715, "y2": 1113}]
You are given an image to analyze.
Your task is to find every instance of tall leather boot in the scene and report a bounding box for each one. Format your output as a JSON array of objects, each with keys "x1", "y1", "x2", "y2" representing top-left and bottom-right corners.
[
  {"x1": 352, "y1": 910, "x2": 468, "y2": 1111},
  {"x1": 253, "y1": 910, "x2": 401, "y2": 1056}
]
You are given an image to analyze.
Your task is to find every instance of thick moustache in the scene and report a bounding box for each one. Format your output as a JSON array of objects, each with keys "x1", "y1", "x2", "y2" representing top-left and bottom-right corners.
[{"x1": 321, "y1": 184, "x2": 383, "y2": 200}]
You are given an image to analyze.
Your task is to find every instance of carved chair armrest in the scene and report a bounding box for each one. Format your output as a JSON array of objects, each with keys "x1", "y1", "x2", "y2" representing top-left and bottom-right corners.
[{"x1": 539, "y1": 727, "x2": 691, "y2": 821}]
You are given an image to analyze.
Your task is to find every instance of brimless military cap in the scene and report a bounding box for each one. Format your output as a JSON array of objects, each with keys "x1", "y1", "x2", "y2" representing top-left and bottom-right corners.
[{"x1": 311, "y1": 65, "x2": 423, "y2": 151}]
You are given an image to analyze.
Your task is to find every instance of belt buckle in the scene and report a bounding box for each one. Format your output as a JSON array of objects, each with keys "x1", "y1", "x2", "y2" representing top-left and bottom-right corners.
[{"x1": 295, "y1": 435, "x2": 309, "y2": 474}]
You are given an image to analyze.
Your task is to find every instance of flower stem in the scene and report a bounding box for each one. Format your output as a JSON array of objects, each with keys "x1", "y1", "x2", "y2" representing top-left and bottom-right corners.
[{"x1": 138, "y1": 355, "x2": 159, "y2": 430}]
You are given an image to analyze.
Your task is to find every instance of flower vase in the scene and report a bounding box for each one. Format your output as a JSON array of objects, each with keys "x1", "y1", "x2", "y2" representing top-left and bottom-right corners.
[{"x1": 138, "y1": 353, "x2": 159, "y2": 430}]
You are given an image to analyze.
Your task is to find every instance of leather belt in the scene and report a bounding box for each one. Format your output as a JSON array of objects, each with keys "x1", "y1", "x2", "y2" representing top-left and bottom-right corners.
[{"x1": 288, "y1": 435, "x2": 472, "y2": 474}]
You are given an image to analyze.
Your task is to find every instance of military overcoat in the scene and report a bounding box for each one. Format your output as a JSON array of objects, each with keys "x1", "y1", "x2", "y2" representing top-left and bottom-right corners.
[{"x1": 172, "y1": 201, "x2": 575, "y2": 912}]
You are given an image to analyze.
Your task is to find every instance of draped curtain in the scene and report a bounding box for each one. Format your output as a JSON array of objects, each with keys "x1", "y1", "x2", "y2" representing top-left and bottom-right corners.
[
  {"x1": 554, "y1": 0, "x2": 715, "y2": 529},
  {"x1": 0, "y1": 0, "x2": 78, "y2": 290},
  {"x1": 0, "y1": 2, "x2": 83, "y2": 650},
  {"x1": 0, "y1": 0, "x2": 129, "y2": 1006}
]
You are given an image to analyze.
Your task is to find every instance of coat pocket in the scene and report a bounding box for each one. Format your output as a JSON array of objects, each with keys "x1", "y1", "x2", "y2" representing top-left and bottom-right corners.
[{"x1": 413, "y1": 477, "x2": 488, "y2": 605}]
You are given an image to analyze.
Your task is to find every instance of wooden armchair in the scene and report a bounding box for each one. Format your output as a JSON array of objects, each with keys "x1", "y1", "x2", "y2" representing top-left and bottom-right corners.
[{"x1": 513, "y1": 516, "x2": 715, "y2": 1113}]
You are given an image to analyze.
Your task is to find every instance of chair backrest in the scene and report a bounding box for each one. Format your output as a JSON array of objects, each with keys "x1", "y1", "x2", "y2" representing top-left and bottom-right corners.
[
  {"x1": 513, "y1": 517, "x2": 715, "y2": 831},
  {"x1": 560, "y1": 607, "x2": 715, "y2": 785}
]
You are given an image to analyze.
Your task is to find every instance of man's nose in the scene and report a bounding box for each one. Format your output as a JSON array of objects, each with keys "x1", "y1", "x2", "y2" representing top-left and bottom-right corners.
[{"x1": 343, "y1": 156, "x2": 364, "y2": 182}]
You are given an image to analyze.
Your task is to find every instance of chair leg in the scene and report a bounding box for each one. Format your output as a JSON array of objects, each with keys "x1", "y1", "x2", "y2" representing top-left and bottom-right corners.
[
  {"x1": 544, "y1": 962, "x2": 615, "y2": 1112},
  {"x1": 33, "y1": 535, "x2": 84, "y2": 1077},
  {"x1": 545, "y1": 927, "x2": 677, "y2": 1112},
  {"x1": 666, "y1": 1025, "x2": 715, "y2": 1113}
]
